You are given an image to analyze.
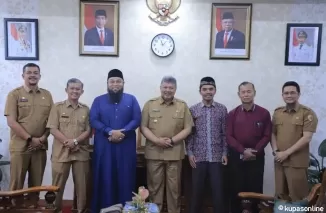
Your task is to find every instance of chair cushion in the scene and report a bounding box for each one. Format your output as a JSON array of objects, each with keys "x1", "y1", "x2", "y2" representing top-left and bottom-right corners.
[{"x1": 274, "y1": 199, "x2": 308, "y2": 212}]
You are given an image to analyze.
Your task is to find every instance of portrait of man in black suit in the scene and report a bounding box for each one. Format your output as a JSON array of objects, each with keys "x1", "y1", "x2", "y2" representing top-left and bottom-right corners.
[
  {"x1": 84, "y1": 9, "x2": 114, "y2": 47},
  {"x1": 215, "y1": 12, "x2": 245, "y2": 49}
]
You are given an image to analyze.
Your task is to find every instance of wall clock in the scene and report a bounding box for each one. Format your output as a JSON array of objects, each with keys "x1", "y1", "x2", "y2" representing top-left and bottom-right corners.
[{"x1": 151, "y1": 33, "x2": 175, "y2": 57}]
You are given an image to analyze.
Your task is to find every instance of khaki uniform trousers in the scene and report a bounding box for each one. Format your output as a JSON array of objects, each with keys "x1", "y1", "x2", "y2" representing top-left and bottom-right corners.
[
  {"x1": 147, "y1": 160, "x2": 182, "y2": 213},
  {"x1": 10, "y1": 150, "x2": 47, "y2": 191},
  {"x1": 274, "y1": 162, "x2": 309, "y2": 201},
  {"x1": 52, "y1": 160, "x2": 89, "y2": 213}
]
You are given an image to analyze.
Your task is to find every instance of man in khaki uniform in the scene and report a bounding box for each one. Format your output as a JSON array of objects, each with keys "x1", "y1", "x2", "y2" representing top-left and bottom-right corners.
[
  {"x1": 47, "y1": 78, "x2": 91, "y2": 213},
  {"x1": 141, "y1": 76, "x2": 193, "y2": 213},
  {"x1": 4, "y1": 63, "x2": 53, "y2": 193},
  {"x1": 271, "y1": 81, "x2": 318, "y2": 201}
]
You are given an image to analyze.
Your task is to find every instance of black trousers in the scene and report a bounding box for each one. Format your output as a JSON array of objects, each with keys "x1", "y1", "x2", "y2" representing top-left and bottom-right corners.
[
  {"x1": 229, "y1": 152, "x2": 265, "y2": 213},
  {"x1": 190, "y1": 162, "x2": 224, "y2": 213}
]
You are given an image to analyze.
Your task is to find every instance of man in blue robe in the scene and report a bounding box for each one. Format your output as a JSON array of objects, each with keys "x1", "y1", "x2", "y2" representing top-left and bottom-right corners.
[{"x1": 90, "y1": 69, "x2": 141, "y2": 212}]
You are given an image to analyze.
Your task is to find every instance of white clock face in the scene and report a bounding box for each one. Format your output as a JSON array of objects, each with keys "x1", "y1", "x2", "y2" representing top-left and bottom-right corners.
[{"x1": 151, "y1": 34, "x2": 175, "y2": 57}]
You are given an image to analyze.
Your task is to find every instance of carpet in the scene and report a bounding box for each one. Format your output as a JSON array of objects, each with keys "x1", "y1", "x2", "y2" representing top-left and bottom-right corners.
[{"x1": 62, "y1": 206, "x2": 72, "y2": 213}]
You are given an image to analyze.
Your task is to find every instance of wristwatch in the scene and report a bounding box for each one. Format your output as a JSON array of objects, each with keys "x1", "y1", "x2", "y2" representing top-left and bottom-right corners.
[
  {"x1": 272, "y1": 149, "x2": 280, "y2": 156},
  {"x1": 170, "y1": 138, "x2": 174, "y2": 146},
  {"x1": 108, "y1": 131, "x2": 113, "y2": 136},
  {"x1": 73, "y1": 139, "x2": 78, "y2": 146}
]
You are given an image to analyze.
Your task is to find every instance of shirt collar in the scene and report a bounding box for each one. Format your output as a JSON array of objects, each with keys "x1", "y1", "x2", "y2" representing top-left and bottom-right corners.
[
  {"x1": 23, "y1": 85, "x2": 40, "y2": 93},
  {"x1": 241, "y1": 104, "x2": 255, "y2": 112},
  {"x1": 200, "y1": 101, "x2": 216, "y2": 108},
  {"x1": 159, "y1": 96, "x2": 175, "y2": 105},
  {"x1": 65, "y1": 99, "x2": 83, "y2": 108},
  {"x1": 283, "y1": 104, "x2": 300, "y2": 113}
]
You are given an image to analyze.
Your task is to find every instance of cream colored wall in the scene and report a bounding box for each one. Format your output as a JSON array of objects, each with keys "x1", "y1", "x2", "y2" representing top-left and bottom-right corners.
[{"x1": 0, "y1": 0, "x2": 325, "y2": 200}]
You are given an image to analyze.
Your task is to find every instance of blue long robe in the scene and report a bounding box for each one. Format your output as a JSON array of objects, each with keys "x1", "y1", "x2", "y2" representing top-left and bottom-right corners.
[{"x1": 90, "y1": 93, "x2": 141, "y2": 213}]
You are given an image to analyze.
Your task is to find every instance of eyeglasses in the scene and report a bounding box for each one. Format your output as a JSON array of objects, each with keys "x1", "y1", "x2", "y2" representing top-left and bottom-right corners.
[{"x1": 282, "y1": 91, "x2": 298, "y2": 95}]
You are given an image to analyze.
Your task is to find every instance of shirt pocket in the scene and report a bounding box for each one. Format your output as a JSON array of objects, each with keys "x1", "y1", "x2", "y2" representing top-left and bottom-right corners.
[
  {"x1": 291, "y1": 118, "x2": 303, "y2": 133},
  {"x1": 172, "y1": 111, "x2": 184, "y2": 128},
  {"x1": 18, "y1": 102, "x2": 32, "y2": 119},
  {"x1": 149, "y1": 112, "x2": 162, "y2": 130},
  {"x1": 253, "y1": 121, "x2": 264, "y2": 137},
  {"x1": 59, "y1": 117, "x2": 70, "y2": 132},
  {"x1": 39, "y1": 103, "x2": 51, "y2": 115},
  {"x1": 77, "y1": 117, "x2": 87, "y2": 131}
]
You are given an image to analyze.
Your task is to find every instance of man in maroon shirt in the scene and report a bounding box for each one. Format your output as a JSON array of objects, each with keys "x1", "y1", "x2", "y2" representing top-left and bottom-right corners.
[{"x1": 226, "y1": 81, "x2": 272, "y2": 213}]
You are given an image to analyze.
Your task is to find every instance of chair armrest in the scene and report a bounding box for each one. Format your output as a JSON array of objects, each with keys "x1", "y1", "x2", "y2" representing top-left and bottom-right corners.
[
  {"x1": 238, "y1": 192, "x2": 274, "y2": 201},
  {"x1": 0, "y1": 186, "x2": 59, "y2": 196}
]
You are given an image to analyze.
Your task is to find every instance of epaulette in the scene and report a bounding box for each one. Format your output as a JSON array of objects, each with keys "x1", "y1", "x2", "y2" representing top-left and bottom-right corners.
[
  {"x1": 79, "y1": 102, "x2": 89, "y2": 108},
  {"x1": 174, "y1": 98, "x2": 185, "y2": 103},
  {"x1": 54, "y1": 101, "x2": 65, "y2": 107},
  {"x1": 274, "y1": 106, "x2": 285, "y2": 111},
  {"x1": 149, "y1": 97, "x2": 160, "y2": 101}
]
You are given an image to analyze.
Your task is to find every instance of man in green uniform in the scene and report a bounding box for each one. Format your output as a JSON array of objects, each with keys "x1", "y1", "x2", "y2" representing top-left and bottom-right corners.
[
  {"x1": 47, "y1": 78, "x2": 91, "y2": 213},
  {"x1": 141, "y1": 76, "x2": 193, "y2": 213},
  {"x1": 4, "y1": 63, "x2": 53, "y2": 194},
  {"x1": 271, "y1": 81, "x2": 318, "y2": 201}
]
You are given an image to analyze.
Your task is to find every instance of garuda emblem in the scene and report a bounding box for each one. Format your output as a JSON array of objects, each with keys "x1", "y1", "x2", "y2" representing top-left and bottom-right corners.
[{"x1": 146, "y1": 0, "x2": 181, "y2": 26}]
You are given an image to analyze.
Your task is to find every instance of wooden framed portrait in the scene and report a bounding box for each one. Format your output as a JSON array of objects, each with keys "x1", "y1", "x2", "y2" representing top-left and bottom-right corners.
[
  {"x1": 209, "y1": 3, "x2": 252, "y2": 60},
  {"x1": 4, "y1": 18, "x2": 39, "y2": 60},
  {"x1": 79, "y1": 0, "x2": 119, "y2": 56},
  {"x1": 284, "y1": 23, "x2": 322, "y2": 66}
]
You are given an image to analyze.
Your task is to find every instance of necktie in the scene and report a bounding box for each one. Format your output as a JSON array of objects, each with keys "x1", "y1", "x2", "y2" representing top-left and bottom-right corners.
[
  {"x1": 224, "y1": 32, "x2": 228, "y2": 48},
  {"x1": 299, "y1": 44, "x2": 303, "y2": 49},
  {"x1": 100, "y1": 30, "x2": 104, "y2": 45}
]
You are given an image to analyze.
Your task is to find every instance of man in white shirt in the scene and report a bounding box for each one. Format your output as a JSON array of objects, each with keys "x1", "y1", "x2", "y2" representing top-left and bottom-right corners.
[{"x1": 290, "y1": 30, "x2": 314, "y2": 62}]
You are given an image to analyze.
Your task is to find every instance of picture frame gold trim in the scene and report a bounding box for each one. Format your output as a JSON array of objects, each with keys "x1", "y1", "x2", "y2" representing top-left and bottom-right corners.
[
  {"x1": 79, "y1": 0, "x2": 119, "y2": 57},
  {"x1": 209, "y1": 3, "x2": 252, "y2": 60}
]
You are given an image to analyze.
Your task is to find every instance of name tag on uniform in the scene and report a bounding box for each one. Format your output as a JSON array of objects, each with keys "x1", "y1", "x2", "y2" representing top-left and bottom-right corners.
[
  {"x1": 20, "y1": 97, "x2": 28, "y2": 102},
  {"x1": 61, "y1": 115, "x2": 69, "y2": 118}
]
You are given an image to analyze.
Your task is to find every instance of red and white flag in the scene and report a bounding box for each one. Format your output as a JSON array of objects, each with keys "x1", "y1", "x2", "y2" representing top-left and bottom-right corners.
[
  {"x1": 84, "y1": 4, "x2": 94, "y2": 33},
  {"x1": 10, "y1": 23, "x2": 18, "y2": 41},
  {"x1": 215, "y1": 8, "x2": 222, "y2": 35},
  {"x1": 292, "y1": 28, "x2": 299, "y2": 46}
]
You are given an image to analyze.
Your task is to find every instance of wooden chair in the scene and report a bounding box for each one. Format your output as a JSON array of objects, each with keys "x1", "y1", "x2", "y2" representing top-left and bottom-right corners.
[
  {"x1": 238, "y1": 183, "x2": 321, "y2": 213},
  {"x1": 0, "y1": 185, "x2": 59, "y2": 213}
]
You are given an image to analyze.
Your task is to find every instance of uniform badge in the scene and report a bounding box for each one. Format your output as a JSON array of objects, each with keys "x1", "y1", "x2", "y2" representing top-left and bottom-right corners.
[
  {"x1": 152, "y1": 109, "x2": 160, "y2": 112},
  {"x1": 146, "y1": 0, "x2": 181, "y2": 26},
  {"x1": 307, "y1": 115, "x2": 313, "y2": 121},
  {"x1": 20, "y1": 97, "x2": 28, "y2": 102},
  {"x1": 42, "y1": 97, "x2": 45, "y2": 99}
]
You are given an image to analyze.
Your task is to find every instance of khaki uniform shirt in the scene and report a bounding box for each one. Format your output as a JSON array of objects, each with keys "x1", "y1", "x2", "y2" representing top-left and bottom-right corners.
[
  {"x1": 272, "y1": 104, "x2": 318, "y2": 168},
  {"x1": 46, "y1": 100, "x2": 91, "y2": 163},
  {"x1": 4, "y1": 86, "x2": 53, "y2": 152},
  {"x1": 141, "y1": 97, "x2": 194, "y2": 161}
]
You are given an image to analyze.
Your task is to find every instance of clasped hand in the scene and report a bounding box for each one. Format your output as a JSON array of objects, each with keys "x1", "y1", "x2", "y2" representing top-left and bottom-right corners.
[
  {"x1": 243, "y1": 148, "x2": 257, "y2": 161},
  {"x1": 27, "y1": 137, "x2": 44, "y2": 152},
  {"x1": 274, "y1": 151, "x2": 289, "y2": 163},
  {"x1": 156, "y1": 137, "x2": 173, "y2": 148},
  {"x1": 63, "y1": 139, "x2": 80, "y2": 152},
  {"x1": 108, "y1": 129, "x2": 125, "y2": 143}
]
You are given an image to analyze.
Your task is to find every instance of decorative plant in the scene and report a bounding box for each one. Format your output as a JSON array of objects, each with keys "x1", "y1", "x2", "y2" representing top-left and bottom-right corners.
[{"x1": 130, "y1": 186, "x2": 150, "y2": 212}]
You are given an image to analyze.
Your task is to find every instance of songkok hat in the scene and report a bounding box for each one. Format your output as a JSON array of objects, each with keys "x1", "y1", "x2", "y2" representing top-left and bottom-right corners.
[
  {"x1": 200, "y1": 77, "x2": 216, "y2": 89},
  {"x1": 95, "y1": 9, "x2": 107, "y2": 17},
  {"x1": 222, "y1": 12, "x2": 234, "y2": 20},
  {"x1": 297, "y1": 30, "x2": 307, "y2": 38},
  {"x1": 108, "y1": 69, "x2": 123, "y2": 80}
]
